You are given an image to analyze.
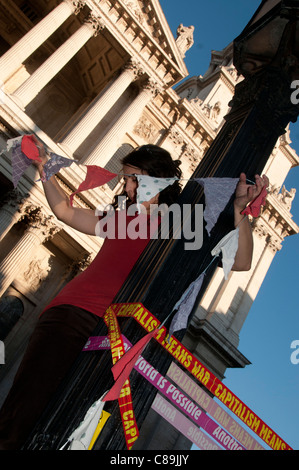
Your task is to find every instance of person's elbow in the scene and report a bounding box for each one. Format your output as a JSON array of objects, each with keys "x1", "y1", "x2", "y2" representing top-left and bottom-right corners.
[
  {"x1": 52, "y1": 201, "x2": 73, "y2": 224},
  {"x1": 232, "y1": 259, "x2": 252, "y2": 272}
]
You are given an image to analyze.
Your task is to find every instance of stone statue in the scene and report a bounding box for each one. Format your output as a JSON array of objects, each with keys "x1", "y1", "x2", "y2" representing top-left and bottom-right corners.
[
  {"x1": 175, "y1": 24, "x2": 194, "y2": 58},
  {"x1": 211, "y1": 101, "x2": 221, "y2": 121},
  {"x1": 278, "y1": 185, "x2": 296, "y2": 210}
]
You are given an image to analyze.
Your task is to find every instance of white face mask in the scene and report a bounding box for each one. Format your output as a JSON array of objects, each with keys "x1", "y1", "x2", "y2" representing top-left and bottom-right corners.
[{"x1": 136, "y1": 175, "x2": 177, "y2": 211}]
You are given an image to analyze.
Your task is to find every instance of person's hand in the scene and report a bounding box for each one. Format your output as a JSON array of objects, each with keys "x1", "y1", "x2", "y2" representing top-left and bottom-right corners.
[
  {"x1": 234, "y1": 173, "x2": 269, "y2": 213},
  {"x1": 30, "y1": 134, "x2": 48, "y2": 177}
]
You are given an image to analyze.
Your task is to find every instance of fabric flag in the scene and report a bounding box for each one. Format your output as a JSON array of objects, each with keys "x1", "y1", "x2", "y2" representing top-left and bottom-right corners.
[
  {"x1": 60, "y1": 392, "x2": 108, "y2": 450},
  {"x1": 195, "y1": 177, "x2": 239, "y2": 235},
  {"x1": 211, "y1": 227, "x2": 240, "y2": 279},
  {"x1": 70, "y1": 165, "x2": 117, "y2": 206},
  {"x1": 103, "y1": 329, "x2": 158, "y2": 402},
  {"x1": 241, "y1": 185, "x2": 268, "y2": 217},
  {"x1": 168, "y1": 272, "x2": 205, "y2": 339},
  {"x1": 11, "y1": 144, "x2": 33, "y2": 188},
  {"x1": 6, "y1": 136, "x2": 23, "y2": 151},
  {"x1": 21, "y1": 134, "x2": 41, "y2": 162},
  {"x1": 136, "y1": 175, "x2": 177, "y2": 212},
  {"x1": 40, "y1": 153, "x2": 76, "y2": 181}
]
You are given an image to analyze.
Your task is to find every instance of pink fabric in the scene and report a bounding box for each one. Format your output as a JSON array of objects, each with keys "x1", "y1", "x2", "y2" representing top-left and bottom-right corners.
[
  {"x1": 70, "y1": 165, "x2": 117, "y2": 205},
  {"x1": 21, "y1": 135, "x2": 41, "y2": 162},
  {"x1": 241, "y1": 185, "x2": 268, "y2": 217},
  {"x1": 103, "y1": 329, "x2": 157, "y2": 401}
]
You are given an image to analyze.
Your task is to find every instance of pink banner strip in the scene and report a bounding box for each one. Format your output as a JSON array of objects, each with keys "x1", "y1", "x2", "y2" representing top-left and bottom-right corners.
[
  {"x1": 167, "y1": 362, "x2": 265, "y2": 450},
  {"x1": 83, "y1": 336, "x2": 244, "y2": 450},
  {"x1": 134, "y1": 355, "x2": 244, "y2": 450},
  {"x1": 152, "y1": 393, "x2": 222, "y2": 451}
]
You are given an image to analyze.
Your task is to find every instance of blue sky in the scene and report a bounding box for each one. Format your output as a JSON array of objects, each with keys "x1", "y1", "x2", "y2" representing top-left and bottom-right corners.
[{"x1": 159, "y1": 0, "x2": 299, "y2": 450}]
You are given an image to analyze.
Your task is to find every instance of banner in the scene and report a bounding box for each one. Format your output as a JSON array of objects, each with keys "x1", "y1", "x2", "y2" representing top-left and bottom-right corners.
[
  {"x1": 84, "y1": 335, "x2": 245, "y2": 450},
  {"x1": 151, "y1": 394, "x2": 222, "y2": 451},
  {"x1": 109, "y1": 302, "x2": 292, "y2": 451},
  {"x1": 133, "y1": 353, "x2": 244, "y2": 450},
  {"x1": 166, "y1": 362, "x2": 264, "y2": 450},
  {"x1": 103, "y1": 309, "x2": 139, "y2": 450}
]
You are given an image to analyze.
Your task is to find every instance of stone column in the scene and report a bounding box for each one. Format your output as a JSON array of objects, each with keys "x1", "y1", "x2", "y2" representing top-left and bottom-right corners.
[
  {"x1": 0, "y1": 189, "x2": 30, "y2": 241},
  {"x1": 229, "y1": 227, "x2": 281, "y2": 336},
  {"x1": 59, "y1": 59, "x2": 144, "y2": 155},
  {"x1": 0, "y1": 206, "x2": 60, "y2": 297},
  {"x1": 11, "y1": 14, "x2": 104, "y2": 110},
  {"x1": 0, "y1": 0, "x2": 85, "y2": 83},
  {"x1": 83, "y1": 79, "x2": 161, "y2": 167}
]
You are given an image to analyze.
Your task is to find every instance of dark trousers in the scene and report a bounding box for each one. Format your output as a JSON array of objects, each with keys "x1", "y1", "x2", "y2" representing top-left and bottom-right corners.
[{"x1": 0, "y1": 305, "x2": 99, "y2": 450}]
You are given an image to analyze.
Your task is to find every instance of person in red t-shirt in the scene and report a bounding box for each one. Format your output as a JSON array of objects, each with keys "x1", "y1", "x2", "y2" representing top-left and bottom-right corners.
[{"x1": 0, "y1": 138, "x2": 268, "y2": 449}]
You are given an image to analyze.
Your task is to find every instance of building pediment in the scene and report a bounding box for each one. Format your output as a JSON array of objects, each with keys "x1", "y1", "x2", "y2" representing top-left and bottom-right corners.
[
  {"x1": 133, "y1": 0, "x2": 190, "y2": 72},
  {"x1": 91, "y1": 0, "x2": 189, "y2": 86}
]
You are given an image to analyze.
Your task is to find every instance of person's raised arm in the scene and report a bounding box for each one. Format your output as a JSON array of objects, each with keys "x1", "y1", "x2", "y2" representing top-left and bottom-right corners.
[
  {"x1": 232, "y1": 173, "x2": 269, "y2": 271},
  {"x1": 32, "y1": 136, "x2": 99, "y2": 235}
]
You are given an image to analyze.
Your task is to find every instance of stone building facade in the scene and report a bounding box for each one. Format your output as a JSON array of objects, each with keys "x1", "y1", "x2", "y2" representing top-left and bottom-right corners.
[{"x1": 0, "y1": 0, "x2": 298, "y2": 449}]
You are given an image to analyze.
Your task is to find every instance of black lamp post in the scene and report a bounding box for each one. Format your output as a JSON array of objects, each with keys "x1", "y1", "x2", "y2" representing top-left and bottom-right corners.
[{"x1": 25, "y1": 0, "x2": 299, "y2": 450}]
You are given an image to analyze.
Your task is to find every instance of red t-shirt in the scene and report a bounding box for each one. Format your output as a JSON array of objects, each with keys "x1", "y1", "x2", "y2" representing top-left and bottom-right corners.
[{"x1": 44, "y1": 211, "x2": 158, "y2": 318}]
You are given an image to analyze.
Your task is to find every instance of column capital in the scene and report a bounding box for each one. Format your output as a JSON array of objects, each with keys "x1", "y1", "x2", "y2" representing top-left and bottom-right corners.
[
  {"x1": 0, "y1": 189, "x2": 27, "y2": 210},
  {"x1": 68, "y1": 0, "x2": 86, "y2": 15},
  {"x1": 68, "y1": 253, "x2": 92, "y2": 276},
  {"x1": 24, "y1": 206, "x2": 60, "y2": 242},
  {"x1": 141, "y1": 77, "x2": 163, "y2": 97},
  {"x1": 0, "y1": 189, "x2": 34, "y2": 221},
  {"x1": 123, "y1": 58, "x2": 144, "y2": 80},
  {"x1": 84, "y1": 13, "x2": 105, "y2": 37}
]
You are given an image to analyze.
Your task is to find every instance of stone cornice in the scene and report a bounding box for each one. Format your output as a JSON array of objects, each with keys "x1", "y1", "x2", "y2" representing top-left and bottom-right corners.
[
  {"x1": 252, "y1": 195, "x2": 299, "y2": 252},
  {"x1": 85, "y1": 0, "x2": 188, "y2": 87},
  {"x1": 149, "y1": 0, "x2": 189, "y2": 72},
  {"x1": 173, "y1": 97, "x2": 216, "y2": 141},
  {"x1": 148, "y1": 99, "x2": 208, "y2": 154},
  {"x1": 279, "y1": 139, "x2": 299, "y2": 167},
  {"x1": 197, "y1": 66, "x2": 240, "y2": 94},
  {"x1": 185, "y1": 317, "x2": 251, "y2": 373},
  {"x1": 148, "y1": 89, "x2": 215, "y2": 148},
  {"x1": 263, "y1": 194, "x2": 299, "y2": 235}
]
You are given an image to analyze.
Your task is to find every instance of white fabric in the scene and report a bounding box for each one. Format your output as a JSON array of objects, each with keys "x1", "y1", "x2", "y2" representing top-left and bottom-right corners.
[
  {"x1": 60, "y1": 392, "x2": 107, "y2": 450},
  {"x1": 168, "y1": 272, "x2": 205, "y2": 339},
  {"x1": 6, "y1": 136, "x2": 23, "y2": 151},
  {"x1": 136, "y1": 175, "x2": 177, "y2": 212},
  {"x1": 211, "y1": 227, "x2": 240, "y2": 279},
  {"x1": 195, "y1": 177, "x2": 239, "y2": 235}
]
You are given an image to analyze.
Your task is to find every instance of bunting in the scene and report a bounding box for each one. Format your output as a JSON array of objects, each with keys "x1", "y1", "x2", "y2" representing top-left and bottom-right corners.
[
  {"x1": 6, "y1": 136, "x2": 23, "y2": 151},
  {"x1": 11, "y1": 144, "x2": 33, "y2": 188},
  {"x1": 21, "y1": 134, "x2": 41, "y2": 162},
  {"x1": 166, "y1": 224, "x2": 242, "y2": 339},
  {"x1": 39, "y1": 153, "x2": 76, "y2": 182},
  {"x1": 69, "y1": 165, "x2": 117, "y2": 206},
  {"x1": 103, "y1": 328, "x2": 158, "y2": 402},
  {"x1": 136, "y1": 175, "x2": 177, "y2": 211},
  {"x1": 60, "y1": 392, "x2": 108, "y2": 450},
  {"x1": 3, "y1": 135, "x2": 268, "y2": 223},
  {"x1": 241, "y1": 185, "x2": 268, "y2": 217},
  {"x1": 168, "y1": 272, "x2": 205, "y2": 339},
  {"x1": 211, "y1": 227, "x2": 240, "y2": 279},
  {"x1": 195, "y1": 177, "x2": 239, "y2": 235}
]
